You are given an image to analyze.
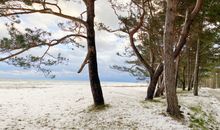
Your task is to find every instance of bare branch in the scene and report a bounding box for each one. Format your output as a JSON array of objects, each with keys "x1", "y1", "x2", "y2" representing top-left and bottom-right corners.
[
  {"x1": 0, "y1": 6, "x2": 87, "y2": 27},
  {"x1": 40, "y1": 46, "x2": 50, "y2": 60},
  {"x1": 0, "y1": 33, "x2": 86, "y2": 61},
  {"x1": 34, "y1": 1, "x2": 62, "y2": 13},
  {"x1": 191, "y1": 0, "x2": 203, "y2": 17},
  {"x1": 174, "y1": 0, "x2": 203, "y2": 58},
  {"x1": 77, "y1": 47, "x2": 93, "y2": 73},
  {"x1": 129, "y1": 6, "x2": 145, "y2": 35},
  {"x1": 49, "y1": 34, "x2": 87, "y2": 46},
  {"x1": 0, "y1": 48, "x2": 29, "y2": 61}
]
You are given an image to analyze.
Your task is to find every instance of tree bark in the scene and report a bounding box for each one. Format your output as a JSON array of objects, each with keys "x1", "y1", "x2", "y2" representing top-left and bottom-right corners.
[
  {"x1": 154, "y1": 75, "x2": 165, "y2": 97},
  {"x1": 86, "y1": 0, "x2": 104, "y2": 106},
  {"x1": 163, "y1": 0, "x2": 181, "y2": 117},
  {"x1": 146, "y1": 75, "x2": 159, "y2": 99},
  {"x1": 190, "y1": 73, "x2": 194, "y2": 90},
  {"x1": 175, "y1": 55, "x2": 180, "y2": 88},
  {"x1": 146, "y1": 64, "x2": 163, "y2": 100},
  {"x1": 193, "y1": 38, "x2": 200, "y2": 96},
  {"x1": 182, "y1": 66, "x2": 186, "y2": 90},
  {"x1": 187, "y1": 44, "x2": 192, "y2": 91}
]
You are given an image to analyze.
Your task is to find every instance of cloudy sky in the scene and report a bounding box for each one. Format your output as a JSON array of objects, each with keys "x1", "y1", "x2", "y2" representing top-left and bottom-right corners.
[{"x1": 0, "y1": 0, "x2": 140, "y2": 82}]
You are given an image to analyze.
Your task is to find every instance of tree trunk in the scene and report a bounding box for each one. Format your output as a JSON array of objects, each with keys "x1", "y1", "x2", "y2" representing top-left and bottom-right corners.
[
  {"x1": 163, "y1": 0, "x2": 181, "y2": 117},
  {"x1": 187, "y1": 44, "x2": 192, "y2": 91},
  {"x1": 160, "y1": 80, "x2": 165, "y2": 96},
  {"x1": 146, "y1": 63, "x2": 164, "y2": 100},
  {"x1": 190, "y1": 73, "x2": 194, "y2": 90},
  {"x1": 175, "y1": 55, "x2": 180, "y2": 88},
  {"x1": 86, "y1": 0, "x2": 104, "y2": 106},
  {"x1": 146, "y1": 75, "x2": 159, "y2": 100},
  {"x1": 155, "y1": 75, "x2": 165, "y2": 97},
  {"x1": 182, "y1": 66, "x2": 186, "y2": 90},
  {"x1": 193, "y1": 38, "x2": 200, "y2": 96}
]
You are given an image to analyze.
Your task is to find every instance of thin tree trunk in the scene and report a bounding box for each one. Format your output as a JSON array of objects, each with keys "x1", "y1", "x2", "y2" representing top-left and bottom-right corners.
[
  {"x1": 86, "y1": 0, "x2": 104, "y2": 106},
  {"x1": 187, "y1": 44, "x2": 192, "y2": 91},
  {"x1": 182, "y1": 66, "x2": 186, "y2": 90},
  {"x1": 155, "y1": 75, "x2": 164, "y2": 97},
  {"x1": 164, "y1": 0, "x2": 181, "y2": 117},
  {"x1": 154, "y1": 76, "x2": 162, "y2": 97},
  {"x1": 193, "y1": 38, "x2": 200, "y2": 96},
  {"x1": 160, "y1": 80, "x2": 165, "y2": 96},
  {"x1": 190, "y1": 73, "x2": 194, "y2": 90},
  {"x1": 175, "y1": 55, "x2": 180, "y2": 88},
  {"x1": 216, "y1": 73, "x2": 219, "y2": 88}
]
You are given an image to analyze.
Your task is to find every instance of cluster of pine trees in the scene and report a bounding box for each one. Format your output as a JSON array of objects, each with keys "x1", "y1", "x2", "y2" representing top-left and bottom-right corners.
[{"x1": 0, "y1": 0, "x2": 219, "y2": 118}]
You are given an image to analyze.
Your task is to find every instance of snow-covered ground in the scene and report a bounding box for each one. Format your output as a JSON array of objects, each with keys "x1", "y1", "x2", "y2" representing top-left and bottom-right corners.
[{"x1": 0, "y1": 79, "x2": 219, "y2": 130}]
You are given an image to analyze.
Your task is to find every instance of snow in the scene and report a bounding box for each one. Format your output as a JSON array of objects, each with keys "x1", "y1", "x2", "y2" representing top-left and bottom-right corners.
[
  {"x1": 180, "y1": 88, "x2": 220, "y2": 122},
  {"x1": 0, "y1": 79, "x2": 219, "y2": 130}
]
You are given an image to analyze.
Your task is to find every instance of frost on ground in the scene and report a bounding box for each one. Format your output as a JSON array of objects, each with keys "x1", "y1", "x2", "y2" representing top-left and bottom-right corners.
[{"x1": 0, "y1": 79, "x2": 219, "y2": 130}]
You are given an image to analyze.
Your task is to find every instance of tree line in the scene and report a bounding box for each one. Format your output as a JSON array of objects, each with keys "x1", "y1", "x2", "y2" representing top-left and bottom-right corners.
[{"x1": 0, "y1": 0, "x2": 219, "y2": 118}]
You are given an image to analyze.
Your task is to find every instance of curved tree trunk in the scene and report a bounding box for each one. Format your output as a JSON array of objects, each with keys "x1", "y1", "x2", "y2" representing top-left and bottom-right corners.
[
  {"x1": 145, "y1": 64, "x2": 163, "y2": 100},
  {"x1": 86, "y1": 0, "x2": 104, "y2": 106}
]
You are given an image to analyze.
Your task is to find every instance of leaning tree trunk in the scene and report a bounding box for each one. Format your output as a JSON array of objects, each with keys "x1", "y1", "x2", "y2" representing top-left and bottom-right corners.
[
  {"x1": 146, "y1": 64, "x2": 163, "y2": 100},
  {"x1": 146, "y1": 75, "x2": 159, "y2": 99},
  {"x1": 193, "y1": 38, "x2": 200, "y2": 96},
  {"x1": 86, "y1": 0, "x2": 104, "y2": 106},
  {"x1": 154, "y1": 74, "x2": 165, "y2": 97},
  {"x1": 163, "y1": 0, "x2": 181, "y2": 117}
]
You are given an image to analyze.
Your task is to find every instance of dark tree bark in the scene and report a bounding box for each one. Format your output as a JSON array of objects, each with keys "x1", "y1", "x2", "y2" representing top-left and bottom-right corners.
[
  {"x1": 163, "y1": 0, "x2": 181, "y2": 117},
  {"x1": 86, "y1": 0, "x2": 104, "y2": 106},
  {"x1": 182, "y1": 66, "x2": 186, "y2": 90},
  {"x1": 146, "y1": 75, "x2": 159, "y2": 99},
  {"x1": 193, "y1": 38, "x2": 200, "y2": 96},
  {"x1": 190, "y1": 73, "x2": 194, "y2": 90},
  {"x1": 146, "y1": 64, "x2": 163, "y2": 100}
]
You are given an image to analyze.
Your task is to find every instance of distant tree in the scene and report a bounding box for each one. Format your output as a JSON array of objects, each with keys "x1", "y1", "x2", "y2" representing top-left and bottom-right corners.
[
  {"x1": 193, "y1": 37, "x2": 200, "y2": 96},
  {"x1": 0, "y1": 0, "x2": 104, "y2": 106},
  {"x1": 175, "y1": 0, "x2": 220, "y2": 94}
]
